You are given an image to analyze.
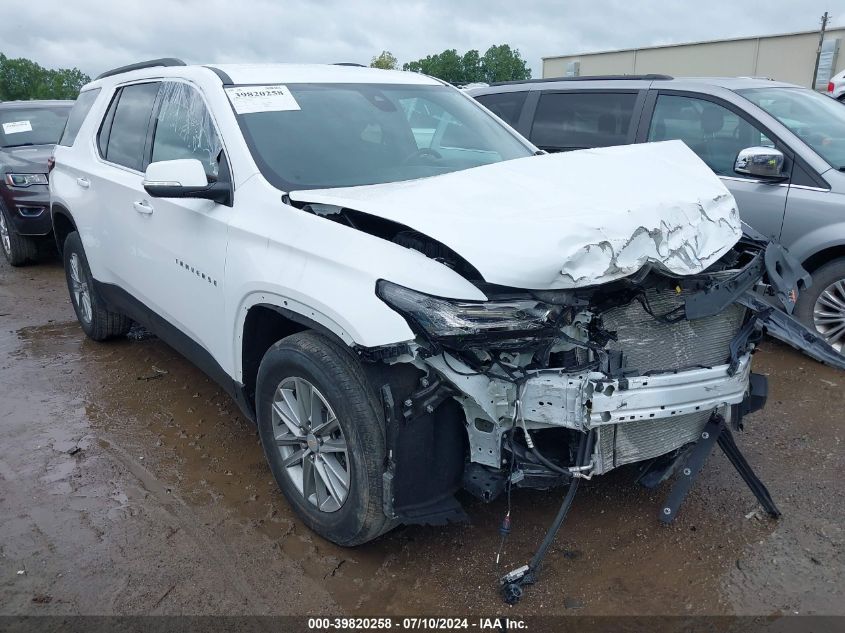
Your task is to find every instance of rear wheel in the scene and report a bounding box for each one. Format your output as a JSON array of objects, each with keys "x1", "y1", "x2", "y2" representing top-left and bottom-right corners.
[
  {"x1": 256, "y1": 331, "x2": 394, "y2": 546},
  {"x1": 0, "y1": 202, "x2": 38, "y2": 266},
  {"x1": 795, "y1": 258, "x2": 845, "y2": 352},
  {"x1": 62, "y1": 231, "x2": 132, "y2": 341}
]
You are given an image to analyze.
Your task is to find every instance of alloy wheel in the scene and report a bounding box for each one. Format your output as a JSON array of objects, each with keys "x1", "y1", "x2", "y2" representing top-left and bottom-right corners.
[
  {"x1": 69, "y1": 253, "x2": 93, "y2": 325},
  {"x1": 0, "y1": 211, "x2": 10, "y2": 256},
  {"x1": 271, "y1": 377, "x2": 350, "y2": 512},
  {"x1": 813, "y1": 279, "x2": 845, "y2": 351}
]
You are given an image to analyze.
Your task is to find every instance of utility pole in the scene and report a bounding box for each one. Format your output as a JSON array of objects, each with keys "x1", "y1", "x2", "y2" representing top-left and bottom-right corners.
[{"x1": 811, "y1": 11, "x2": 831, "y2": 89}]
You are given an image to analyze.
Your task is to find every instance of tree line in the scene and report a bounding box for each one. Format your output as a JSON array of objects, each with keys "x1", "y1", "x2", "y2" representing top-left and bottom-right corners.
[
  {"x1": 0, "y1": 45, "x2": 529, "y2": 102},
  {"x1": 0, "y1": 53, "x2": 90, "y2": 101},
  {"x1": 371, "y1": 45, "x2": 531, "y2": 84}
]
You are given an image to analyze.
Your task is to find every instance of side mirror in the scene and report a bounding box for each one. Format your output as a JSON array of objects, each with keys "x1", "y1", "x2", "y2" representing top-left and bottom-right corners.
[
  {"x1": 734, "y1": 147, "x2": 786, "y2": 179},
  {"x1": 143, "y1": 159, "x2": 233, "y2": 206}
]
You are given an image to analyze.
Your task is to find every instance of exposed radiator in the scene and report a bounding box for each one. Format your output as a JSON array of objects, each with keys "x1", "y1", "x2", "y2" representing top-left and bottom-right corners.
[
  {"x1": 601, "y1": 287, "x2": 747, "y2": 373},
  {"x1": 594, "y1": 409, "x2": 713, "y2": 474},
  {"x1": 592, "y1": 288, "x2": 745, "y2": 473}
]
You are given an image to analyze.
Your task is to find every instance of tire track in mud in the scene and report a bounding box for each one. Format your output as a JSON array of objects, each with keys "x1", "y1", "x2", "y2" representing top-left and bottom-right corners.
[
  {"x1": 97, "y1": 437, "x2": 269, "y2": 612},
  {"x1": 2, "y1": 257, "x2": 844, "y2": 615}
]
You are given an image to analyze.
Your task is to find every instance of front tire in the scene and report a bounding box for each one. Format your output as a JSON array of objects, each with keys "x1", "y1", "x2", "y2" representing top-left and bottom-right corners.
[
  {"x1": 0, "y1": 201, "x2": 38, "y2": 266},
  {"x1": 256, "y1": 331, "x2": 393, "y2": 546},
  {"x1": 795, "y1": 258, "x2": 845, "y2": 353},
  {"x1": 62, "y1": 231, "x2": 132, "y2": 341}
]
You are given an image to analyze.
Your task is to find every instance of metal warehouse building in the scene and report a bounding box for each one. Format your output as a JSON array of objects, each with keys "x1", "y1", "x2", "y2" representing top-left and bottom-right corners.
[{"x1": 543, "y1": 27, "x2": 845, "y2": 89}]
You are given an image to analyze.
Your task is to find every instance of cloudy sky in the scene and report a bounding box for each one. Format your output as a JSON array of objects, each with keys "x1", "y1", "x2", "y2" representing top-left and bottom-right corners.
[{"x1": 3, "y1": 0, "x2": 845, "y2": 78}]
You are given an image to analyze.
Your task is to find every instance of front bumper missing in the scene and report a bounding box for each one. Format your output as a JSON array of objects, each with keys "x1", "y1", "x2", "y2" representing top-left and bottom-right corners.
[
  {"x1": 522, "y1": 354, "x2": 751, "y2": 430},
  {"x1": 430, "y1": 352, "x2": 754, "y2": 471}
]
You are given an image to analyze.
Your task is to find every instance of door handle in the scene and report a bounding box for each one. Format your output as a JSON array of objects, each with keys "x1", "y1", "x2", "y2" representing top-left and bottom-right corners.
[
  {"x1": 76, "y1": 177, "x2": 90, "y2": 189},
  {"x1": 133, "y1": 201, "x2": 154, "y2": 215}
]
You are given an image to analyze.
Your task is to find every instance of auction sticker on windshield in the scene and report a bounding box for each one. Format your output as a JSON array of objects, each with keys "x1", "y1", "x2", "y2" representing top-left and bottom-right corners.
[
  {"x1": 2, "y1": 120, "x2": 33, "y2": 134},
  {"x1": 224, "y1": 85, "x2": 300, "y2": 114}
]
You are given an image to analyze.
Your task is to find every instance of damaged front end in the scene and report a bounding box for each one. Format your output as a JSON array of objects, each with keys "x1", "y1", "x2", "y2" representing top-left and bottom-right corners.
[{"x1": 365, "y1": 227, "x2": 819, "y2": 529}]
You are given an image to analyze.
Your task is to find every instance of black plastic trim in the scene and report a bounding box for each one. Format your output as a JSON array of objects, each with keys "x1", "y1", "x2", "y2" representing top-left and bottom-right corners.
[
  {"x1": 491, "y1": 74, "x2": 672, "y2": 87},
  {"x1": 96, "y1": 58, "x2": 186, "y2": 80},
  {"x1": 204, "y1": 66, "x2": 234, "y2": 86},
  {"x1": 257, "y1": 303, "x2": 347, "y2": 347},
  {"x1": 740, "y1": 373, "x2": 768, "y2": 416}
]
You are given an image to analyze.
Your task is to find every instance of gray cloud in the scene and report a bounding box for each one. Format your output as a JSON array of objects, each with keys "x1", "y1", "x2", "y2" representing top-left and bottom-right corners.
[{"x1": 3, "y1": 0, "x2": 845, "y2": 79}]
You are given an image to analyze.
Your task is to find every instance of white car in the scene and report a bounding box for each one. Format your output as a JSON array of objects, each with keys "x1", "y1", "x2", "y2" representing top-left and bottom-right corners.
[
  {"x1": 827, "y1": 69, "x2": 845, "y2": 100},
  {"x1": 51, "y1": 59, "x2": 796, "y2": 552}
]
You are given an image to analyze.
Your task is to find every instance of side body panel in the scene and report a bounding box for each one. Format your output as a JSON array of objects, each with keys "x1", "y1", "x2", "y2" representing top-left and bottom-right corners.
[
  {"x1": 223, "y1": 176, "x2": 488, "y2": 383},
  {"x1": 780, "y1": 172, "x2": 845, "y2": 265}
]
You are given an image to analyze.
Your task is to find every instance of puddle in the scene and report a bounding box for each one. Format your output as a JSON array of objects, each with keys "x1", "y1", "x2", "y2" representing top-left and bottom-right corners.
[{"x1": 2, "y1": 260, "x2": 843, "y2": 615}]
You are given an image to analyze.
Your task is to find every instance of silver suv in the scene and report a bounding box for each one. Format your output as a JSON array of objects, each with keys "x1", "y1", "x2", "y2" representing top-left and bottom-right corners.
[{"x1": 469, "y1": 76, "x2": 845, "y2": 351}]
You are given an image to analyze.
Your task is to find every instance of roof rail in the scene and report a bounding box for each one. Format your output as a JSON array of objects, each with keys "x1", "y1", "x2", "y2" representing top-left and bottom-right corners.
[
  {"x1": 333, "y1": 62, "x2": 366, "y2": 67},
  {"x1": 95, "y1": 58, "x2": 187, "y2": 80},
  {"x1": 490, "y1": 73, "x2": 673, "y2": 86}
]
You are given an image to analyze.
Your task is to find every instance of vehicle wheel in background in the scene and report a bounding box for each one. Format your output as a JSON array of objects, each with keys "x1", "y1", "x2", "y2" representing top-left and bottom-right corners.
[
  {"x1": 255, "y1": 331, "x2": 394, "y2": 546},
  {"x1": 62, "y1": 231, "x2": 132, "y2": 341},
  {"x1": 0, "y1": 202, "x2": 38, "y2": 266},
  {"x1": 795, "y1": 258, "x2": 845, "y2": 353}
]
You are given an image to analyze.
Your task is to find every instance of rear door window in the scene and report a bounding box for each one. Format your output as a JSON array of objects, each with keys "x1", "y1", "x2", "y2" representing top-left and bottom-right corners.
[
  {"x1": 58, "y1": 88, "x2": 101, "y2": 147},
  {"x1": 530, "y1": 92, "x2": 638, "y2": 151},
  {"x1": 648, "y1": 94, "x2": 775, "y2": 176},
  {"x1": 475, "y1": 91, "x2": 528, "y2": 128},
  {"x1": 101, "y1": 82, "x2": 160, "y2": 171}
]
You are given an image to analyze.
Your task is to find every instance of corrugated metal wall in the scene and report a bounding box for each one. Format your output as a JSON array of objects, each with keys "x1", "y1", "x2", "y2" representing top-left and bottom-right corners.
[{"x1": 543, "y1": 28, "x2": 845, "y2": 87}]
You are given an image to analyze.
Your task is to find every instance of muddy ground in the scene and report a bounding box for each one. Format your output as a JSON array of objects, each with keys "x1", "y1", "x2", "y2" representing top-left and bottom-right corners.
[{"x1": 1, "y1": 254, "x2": 843, "y2": 617}]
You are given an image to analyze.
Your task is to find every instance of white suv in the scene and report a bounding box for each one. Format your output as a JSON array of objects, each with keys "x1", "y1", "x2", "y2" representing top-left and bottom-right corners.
[{"x1": 51, "y1": 59, "x2": 800, "y2": 548}]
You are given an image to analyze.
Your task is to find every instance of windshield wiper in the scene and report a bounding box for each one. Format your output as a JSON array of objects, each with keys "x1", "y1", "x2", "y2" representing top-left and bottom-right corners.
[{"x1": 2, "y1": 142, "x2": 36, "y2": 148}]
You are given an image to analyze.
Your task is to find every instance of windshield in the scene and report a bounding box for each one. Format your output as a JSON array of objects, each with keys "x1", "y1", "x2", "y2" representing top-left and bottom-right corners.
[
  {"x1": 233, "y1": 83, "x2": 533, "y2": 190},
  {"x1": 738, "y1": 87, "x2": 845, "y2": 169},
  {"x1": 0, "y1": 106, "x2": 70, "y2": 148}
]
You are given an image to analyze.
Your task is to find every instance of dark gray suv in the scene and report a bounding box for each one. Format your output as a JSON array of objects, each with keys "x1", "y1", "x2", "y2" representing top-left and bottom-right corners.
[
  {"x1": 469, "y1": 76, "x2": 845, "y2": 351},
  {"x1": 0, "y1": 100, "x2": 72, "y2": 265}
]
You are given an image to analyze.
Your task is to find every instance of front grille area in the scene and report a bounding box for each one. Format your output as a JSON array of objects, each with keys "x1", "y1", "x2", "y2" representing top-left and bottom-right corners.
[
  {"x1": 595, "y1": 409, "x2": 712, "y2": 473},
  {"x1": 601, "y1": 287, "x2": 747, "y2": 373},
  {"x1": 592, "y1": 288, "x2": 745, "y2": 473}
]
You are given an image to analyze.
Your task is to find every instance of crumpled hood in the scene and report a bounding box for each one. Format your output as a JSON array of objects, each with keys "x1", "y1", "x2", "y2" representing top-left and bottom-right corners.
[
  {"x1": 289, "y1": 140, "x2": 742, "y2": 290},
  {"x1": 0, "y1": 144, "x2": 54, "y2": 173}
]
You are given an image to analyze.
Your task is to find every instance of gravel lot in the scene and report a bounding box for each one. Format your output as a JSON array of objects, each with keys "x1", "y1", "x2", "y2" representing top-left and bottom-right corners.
[{"x1": 1, "y1": 255, "x2": 843, "y2": 616}]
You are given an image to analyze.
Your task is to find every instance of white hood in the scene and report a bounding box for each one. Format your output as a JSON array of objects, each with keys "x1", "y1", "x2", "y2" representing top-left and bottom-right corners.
[{"x1": 289, "y1": 141, "x2": 742, "y2": 290}]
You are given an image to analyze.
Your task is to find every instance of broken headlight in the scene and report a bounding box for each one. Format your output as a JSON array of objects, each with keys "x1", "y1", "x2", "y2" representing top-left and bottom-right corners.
[{"x1": 377, "y1": 280, "x2": 560, "y2": 342}]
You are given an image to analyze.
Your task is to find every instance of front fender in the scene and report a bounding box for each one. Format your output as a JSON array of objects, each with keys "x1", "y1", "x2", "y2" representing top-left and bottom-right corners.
[{"x1": 786, "y1": 223, "x2": 845, "y2": 269}]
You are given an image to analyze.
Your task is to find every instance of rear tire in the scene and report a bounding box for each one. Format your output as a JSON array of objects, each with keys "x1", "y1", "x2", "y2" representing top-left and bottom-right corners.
[
  {"x1": 62, "y1": 231, "x2": 132, "y2": 341},
  {"x1": 256, "y1": 330, "x2": 394, "y2": 546},
  {"x1": 795, "y1": 258, "x2": 845, "y2": 353},
  {"x1": 0, "y1": 202, "x2": 38, "y2": 266}
]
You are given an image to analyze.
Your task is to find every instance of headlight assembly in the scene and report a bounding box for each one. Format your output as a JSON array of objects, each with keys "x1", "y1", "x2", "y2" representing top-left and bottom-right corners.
[
  {"x1": 376, "y1": 280, "x2": 560, "y2": 343},
  {"x1": 5, "y1": 173, "x2": 48, "y2": 187}
]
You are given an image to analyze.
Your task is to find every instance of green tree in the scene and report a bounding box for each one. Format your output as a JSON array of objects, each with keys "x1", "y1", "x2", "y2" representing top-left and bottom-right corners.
[
  {"x1": 0, "y1": 53, "x2": 90, "y2": 100},
  {"x1": 404, "y1": 49, "x2": 465, "y2": 84},
  {"x1": 403, "y1": 44, "x2": 531, "y2": 84},
  {"x1": 370, "y1": 50, "x2": 398, "y2": 70},
  {"x1": 461, "y1": 49, "x2": 484, "y2": 83},
  {"x1": 480, "y1": 44, "x2": 531, "y2": 83}
]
